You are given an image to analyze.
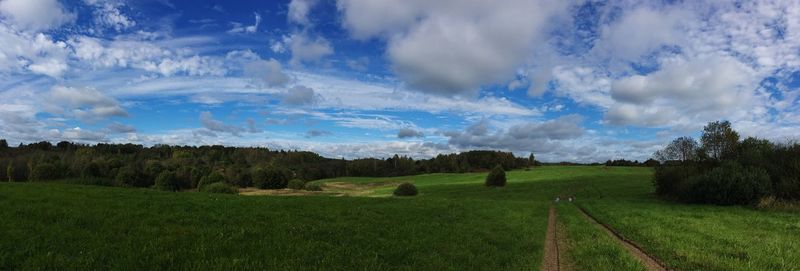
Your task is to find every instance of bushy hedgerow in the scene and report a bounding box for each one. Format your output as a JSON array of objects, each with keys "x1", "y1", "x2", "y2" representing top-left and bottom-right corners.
[
  {"x1": 393, "y1": 182, "x2": 418, "y2": 196},
  {"x1": 154, "y1": 171, "x2": 180, "y2": 192},
  {"x1": 115, "y1": 166, "x2": 141, "y2": 187},
  {"x1": 304, "y1": 182, "x2": 322, "y2": 191},
  {"x1": 287, "y1": 179, "x2": 305, "y2": 190},
  {"x1": 199, "y1": 182, "x2": 238, "y2": 194},
  {"x1": 485, "y1": 165, "x2": 506, "y2": 187},
  {"x1": 685, "y1": 162, "x2": 771, "y2": 205}
]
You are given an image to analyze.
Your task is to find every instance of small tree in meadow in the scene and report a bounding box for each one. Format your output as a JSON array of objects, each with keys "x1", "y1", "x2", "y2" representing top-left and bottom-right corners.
[
  {"x1": 155, "y1": 171, "x2": 180, "y2": 192},
  {"x1": 485, "y1": 165, "x2": 506, "y2": 187}
]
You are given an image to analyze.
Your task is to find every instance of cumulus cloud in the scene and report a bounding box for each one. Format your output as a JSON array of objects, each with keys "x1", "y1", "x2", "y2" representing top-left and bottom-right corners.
[
  {"x1": 199, "y1": 111, "x2": 244, "y2": 135},
  {"x1": 69, "y1": 36, "x2": 227, "y2": 77},
  {"x1": 282, "y1": 85, "x2": 316, "y2": 106},
  {"x1": 243, "y1": 58, "x2": 289, "y2": 87},
  {"x1": 605, "y1": 56, "x2": 757, "y2": 126},
  {"x1": 84, "y1": 0, "x2": 136, "y2": 32},
  {"x1": 106, "y1": 122, "x2": 136, "y2": 133},
  {"x1": 61, "y1": 127, "x2": 107, "y2": 142},
  {"x1": 45, "y1": 86, "x2": 128, "y2": 121},
  {"x1": 337, "y1": 0, "x2": 568, "y2": 96},
  {"x1": 288, "y1": 0, "x2": 316, "y2": 26},
  {"x1": 0, "y1": 25, "x2": 70, "y2": 77},
  {"x1": 397, "y1": 128, "x2": 424, "y2": 139},
  {"x1": 444, "y1": 115, "x2": 585, "y2": 152},
  {"x1": 289, "y1": 33, "x2": 333, "y2": 66},
  {"x1": 0, "y1": 0, "x2": 74, "y2": 31}
]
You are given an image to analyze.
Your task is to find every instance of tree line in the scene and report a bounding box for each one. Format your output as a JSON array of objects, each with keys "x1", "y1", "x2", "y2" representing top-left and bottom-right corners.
[
  {"x1": 653, "y1": 121, "x2": 800, "y2": 205},
  {"x1": 0, "y1": 140, "x2": 535, "y2": 190}
]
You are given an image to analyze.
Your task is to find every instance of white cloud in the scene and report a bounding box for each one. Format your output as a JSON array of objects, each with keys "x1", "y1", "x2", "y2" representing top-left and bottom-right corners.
[
  {"x1": 199, "y1": 111, "x2": 244, "y2": 135},
  {"x1": 85, "y1": 0, "x2": 136, "y2": 32},
  {"x1": 337, "y1": 0, "x2": 569, "y2": 96},
  {"x1": 69, "y1": 35, "x2": 227, "y2": 77},
  {"x1": 227, "y1": 12, "x2": 261, "y2": 34},
  {"x1": 243, "y1": 58, "x2": 289, "y2": 87},
  {"x1": 0, "y1": 25, "x2": 70, "y2": 77},
  {"x1": 289, "y1": 32, "x2": 333, "y2": 66},
  {"x1": 282, "y1": 85, "x2": 316, "y2": 106},
  {"x1": 45, "y1": 85, "x2": 128, "y2": 121},
  {"x1": 0, "y1": 0, "x2": 74, "y2": 31},
  {"x1": 397, "y1": 128, "x2": 424, "y2": 139},
  {"x1": 288, "y1": 0, "x2": 316, "y2": 26}
]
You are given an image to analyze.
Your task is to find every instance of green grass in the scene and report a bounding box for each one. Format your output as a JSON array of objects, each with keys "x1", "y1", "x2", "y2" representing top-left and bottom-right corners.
[
  {"x1": 1, "y1": 166, "x2": 798, "y2": 270},
  {"x1": 574, "y1": 167, "x2": 800, "y2": 271}
]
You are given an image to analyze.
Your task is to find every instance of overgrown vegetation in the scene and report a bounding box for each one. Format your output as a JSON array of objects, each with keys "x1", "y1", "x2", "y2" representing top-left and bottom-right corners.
[
  {"x1": 393, "y1": 182, "x2": 418, "y2": 196},
  {"x1": 199, "y1": 182, "x2": 238, "y2": 194},
  {"x1": 653, "y1": 120, "x2": 800, "y2": 205},
  {"x1": 485, "y1": 165, "x2": 506, "y2": 187},
  {"x1": 0, "y1": 142, "x2": 535, "y2": 191},
  {"x1": 287, "y1": 179, "x2": 305, "y2": 190}
]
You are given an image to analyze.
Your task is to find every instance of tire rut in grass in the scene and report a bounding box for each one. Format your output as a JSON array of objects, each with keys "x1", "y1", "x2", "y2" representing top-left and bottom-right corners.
[
  {"x1": 576, "y1": 206, "x2": 669, "y2": 271},
  {"x1": 541, "y1": 206, "x2": 571, "y2": 271}
]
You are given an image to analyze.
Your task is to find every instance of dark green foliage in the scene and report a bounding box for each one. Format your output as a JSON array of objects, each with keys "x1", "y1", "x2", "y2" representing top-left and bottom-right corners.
[
  {"x1": 393, "y1": 182, "x2": 418, "y2": 196},
  {"x1": 653, "y1": 120, "x2": 800, "y2": 205},
  {"x1": 198, "y1": 171, "x2": 225, "y2": 189},
  {"x1": 30, "y1": 163, "x2": 59, "y2": 181},
  {"x1": 115, "y1": 166, "x2": 143, "y2": 187},
  {"x1": 304, "y1": 182, "x2": 322, "y2": 191},
  {"x1": 287, "y1": 179, "x2": 305, "y2": 190},
  {"x1": 253, "y1": 167, "x2": 290, "y2": 189},
  {"x1": 686, "y1": 162, "x2": 771, "y2": 205},
  {"x1": 5, "y1": 162, "x2": 12, "y2": 182},
  {"x1": 199, "y1": 182, "x2": 238, "y2": 194},
  {"x1": 485, "y1": 165, "x2": 506, "y2": 187},
  {"x1": 81, "y1": 161, "x2": 103, "y2": 179},
  {"x1": 154, "y1": 171, "x2": 180, "y2": 192},
  {"x1": 0, "y1": 139, "x2": 7, "y2": 151},
  {"x1": 701, "y1": 120, "x2": 739, "y2": 160}
]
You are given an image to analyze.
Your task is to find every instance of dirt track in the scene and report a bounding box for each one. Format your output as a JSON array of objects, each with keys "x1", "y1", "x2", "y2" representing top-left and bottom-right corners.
[
  {"x1": 576, "y1": 206, "x2": 668, "y2": 271},
  {"x1": 541, "y1": 206, "x2": 571, "y2": 271}
]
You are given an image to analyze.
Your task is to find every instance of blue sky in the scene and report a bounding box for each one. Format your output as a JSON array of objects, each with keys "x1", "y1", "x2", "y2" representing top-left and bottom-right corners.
[{"x1": 0, "y1": 0, "x2": 798, "y2": 162}]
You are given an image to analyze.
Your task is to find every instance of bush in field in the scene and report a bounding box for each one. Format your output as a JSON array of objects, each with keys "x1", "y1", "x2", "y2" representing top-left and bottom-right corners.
[
  {"x1": 253, "y1": 167, "x2": 290, "y2": 189},
  {"x1": 393, "y1": 182, "x2": 418, "y2": 196},
  {"x1": 304, "y1": 182, "x2": 323, "y2": 191},
  {"x1": 287, "y1": 179, "x2": 305, "y2": 190},
  {"x1": 653, "y1": 164, "x2": 702, "y2": 197},
  {"x1": 687, "y1": 162, "x2": 771, "y2": 205},
  {"x1": 199, "y1": 182, "x2": 238, "y2": 194},
  {"x1": 154, "y1": 171, "x2": 180, "y2": 192},
  {"x1": 198, "y1": 171, "x2": 225, "y2": 189},
  {"x1": 485, "y1": 165, "x2": 506, "y2": 187},
  {"x1": 81, "y1": 161, "x2": 103, "y2": 179},
  {"x1": 30, "y1": 163, "x2": 59, "y2": 181}
]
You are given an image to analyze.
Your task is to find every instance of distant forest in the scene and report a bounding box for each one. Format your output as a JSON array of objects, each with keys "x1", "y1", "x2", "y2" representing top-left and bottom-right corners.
[{"x1": 0, "y1": 140, "x2": 539, "y2": 189}]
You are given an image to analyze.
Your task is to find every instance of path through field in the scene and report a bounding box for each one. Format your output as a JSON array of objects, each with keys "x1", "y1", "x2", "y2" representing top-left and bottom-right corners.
[{"x1": 577, "y1": 206, "x2": 668, "y2": 271}]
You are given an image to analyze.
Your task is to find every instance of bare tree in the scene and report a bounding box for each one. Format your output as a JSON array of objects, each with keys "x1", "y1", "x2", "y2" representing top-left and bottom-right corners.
[{"x1": 654, "y1": 136, "x2": 699, "y2": 163}]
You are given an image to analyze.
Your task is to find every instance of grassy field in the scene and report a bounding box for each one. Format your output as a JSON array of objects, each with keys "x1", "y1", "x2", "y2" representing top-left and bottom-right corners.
[{"x1": 1, "y1": 166, "x2": 797, "y2": 270}]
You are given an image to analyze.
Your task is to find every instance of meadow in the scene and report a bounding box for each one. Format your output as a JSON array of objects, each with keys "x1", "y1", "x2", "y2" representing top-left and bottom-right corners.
[{"x1": 1, "y1": 166, "x2": 797, "y2": 270}]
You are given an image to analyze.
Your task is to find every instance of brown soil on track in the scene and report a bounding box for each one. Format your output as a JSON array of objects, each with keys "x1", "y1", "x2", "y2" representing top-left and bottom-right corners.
[
  {"x1": 541, "y1": 206, "x2": 572, "y2": 271},
  {"x1": 576, "y1": 206, "x2": 668, "y2": 271}
]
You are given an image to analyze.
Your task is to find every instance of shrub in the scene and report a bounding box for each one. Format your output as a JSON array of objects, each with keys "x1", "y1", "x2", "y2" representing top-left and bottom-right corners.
[
  {"x1": 304, "y1": 182, "x2": 323, "y2": 191},
  {"x1": 198, "y1": 171, "x2": 225, "y2": 189},
  {"x1": 485, "y1": 165, "x2": 506, "y2": 187},
  {"x1": 81, "y1": 161, "x2": 103, "y2": 179},
  {"x1": 154, "y1": 171, "x2": 180, "y2": 192},
  {"x1": 653, "y1": 164, "x2": 701, "y2": 197},
  {"x1": 199, "y1": 182, "x2": 238, "y2": 194},
  {"x1": 393, "y1": 182, "x2": 418, "y2": 196},
  {"x1": 253, "y1": 167, "x2": 290, "y2": 189},
  {"x1": 688, "y1": 162, "x2": 771, "y2": 205},
  {"x1": 287, "y1": 179, "x2": 305, "y2": 190},
  {"x1": 115, "y1": 166, "x2": 140, "y2": 187}
]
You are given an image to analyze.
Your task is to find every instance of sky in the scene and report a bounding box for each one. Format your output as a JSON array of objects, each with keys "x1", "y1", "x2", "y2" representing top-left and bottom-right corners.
[{"x1": 0, "y1": 0, "x2": 798, "y2": 162}]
